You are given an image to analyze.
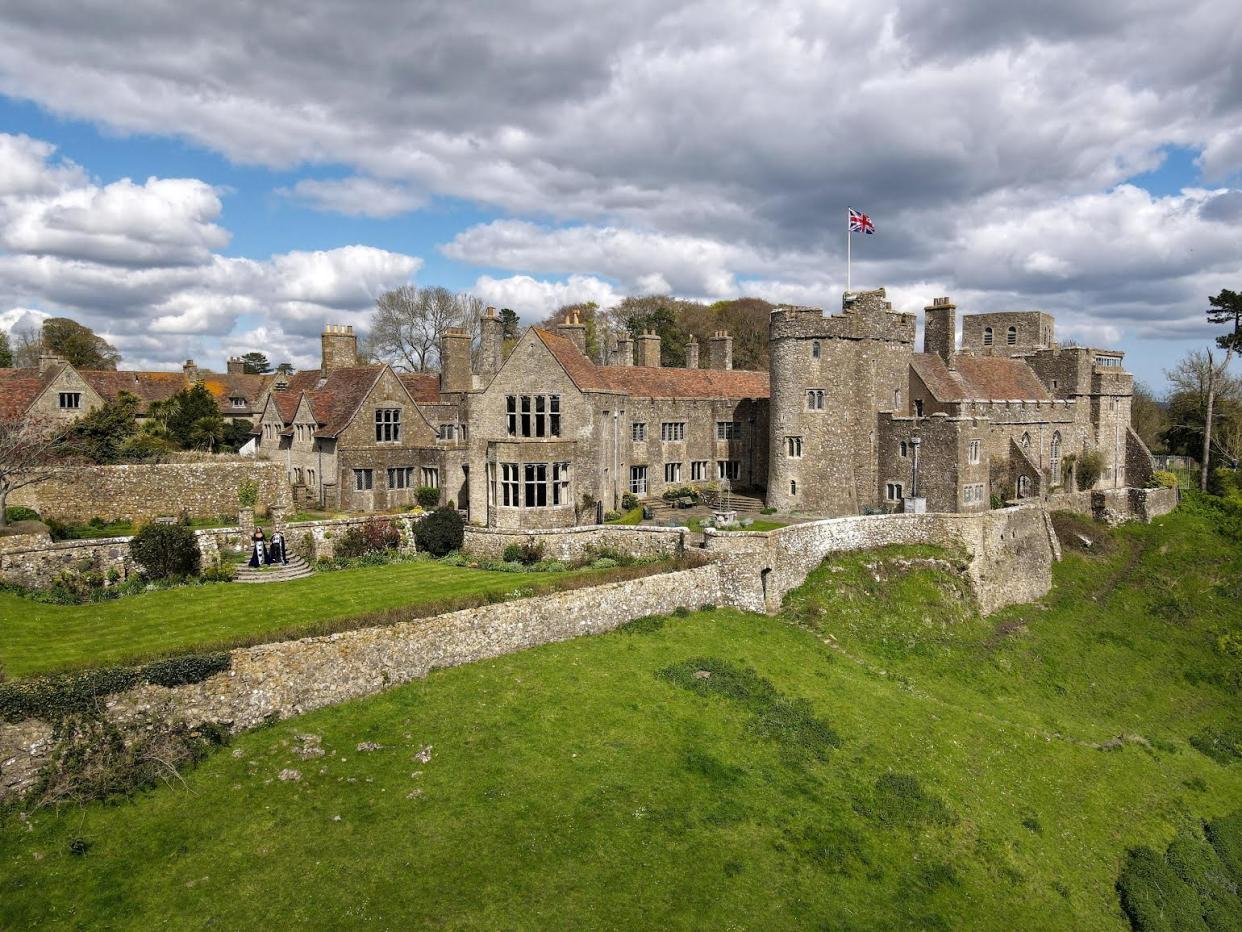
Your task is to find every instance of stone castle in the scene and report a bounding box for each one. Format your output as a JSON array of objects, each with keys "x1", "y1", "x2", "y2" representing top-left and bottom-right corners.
[{"x1": 0, "y1": 289, "x2": 1152, "y2": 526}]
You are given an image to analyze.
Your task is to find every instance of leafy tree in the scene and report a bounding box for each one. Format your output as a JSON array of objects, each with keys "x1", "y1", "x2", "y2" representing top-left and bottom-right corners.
[
  {"x1": 1130, "y1": 382, "x2": 1168, "y2": 452},
  {"x1": 239, "y1": 352, "x2": 272, "y2": 374},
  {"x1": 614, "y1": 297, "x2": 694, "y2": 367},
  {"x1": 275, "y1": 361, "x2": 295, "y2": 376},
  {"x1": 0, "y1": 329, "x2": 12, "y2": 367},
  {"x1": 159, "y1": 383, "x2": 223, "y2": 449},
  {"x1": 1200, "y1": 289, "x2": 1242, "y2": 489},
  {"x1": 222, "y1": 419, "x2": 255, "y2": 452},
  {"x1": 543, "y1": 302, "x2": 603, "y2": 359},
  {"x1": 498, "y1": 308, "x2": 520, "y2": 340},
  {"x1": 415, "y1": 506, "x2": 464, "y2": 556},
  {"x1": 60, "y1": 391, "x2": 140, "y2": 464},
  {"x1": 1164, "y1": 348, "x2": 1242, "y2": 473},
  {"x1": 0, "y1": 416, "x2": 72, "y2": 528},
  {"x1": 41, "y1": 317, "x2": 121, "y2": 369}
]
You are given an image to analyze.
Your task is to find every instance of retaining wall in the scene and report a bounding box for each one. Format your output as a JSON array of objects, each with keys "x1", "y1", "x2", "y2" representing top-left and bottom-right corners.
[
  {"x1": 462, "y1": 524, "x2": 686, "y2": 562},
  {"x1": 1046, "y1": 486, "x2": 1178, "y2": 523},
  {"x1": 10, "y1": 461, "x2": 291, "y2": 523},
  {"x1": 0, "y1": 562, "x2": 722, "y2": 797}
]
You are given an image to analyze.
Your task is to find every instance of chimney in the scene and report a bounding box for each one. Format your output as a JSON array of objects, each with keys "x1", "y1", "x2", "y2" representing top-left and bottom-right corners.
[
  {"x1": 39, "y1": 354, "x2": 67, "y2": 373},
  {"x1": 440, "y1": 327, "x2": 472, "y2": 393},
  {"x1": 685, "y1": 336, "x2": 700, "y2": 369},
  {"x1": 707, "y1": 331, "x2": 733, "y2": 370},
  {"x1": 556, "y1": 309, "x2": 588, "y2": 355},
  {"x1": 226, "y1": 356, "x2": 246, "y2": 376},
  {"x1": 182, "y1": 359, "x2": 199, "y2": 382},
  {"x1": 613, "y1": 333, "x2": 633, "y2": 367},
  {"x1": 923, "y1": 297, "x2": 956, "y2": 364},
  {"x1": 636, "y1": 329, "x2": 661, "y2": 368},
  {"x1": 321, "y1": 324, "x2": 358, "y2": 374},
  {"x1": 479, "y1": 306, "x2": 503, "y2": 381}
]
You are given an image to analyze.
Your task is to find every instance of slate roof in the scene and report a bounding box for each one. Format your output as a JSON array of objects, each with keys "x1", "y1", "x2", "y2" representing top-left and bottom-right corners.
[
  {"x1": 533, "y1": 327, "x2": 770, "y2": 399},
  {"x1": 911, "y1": 353, "x2": 1050, "y2": 403}
]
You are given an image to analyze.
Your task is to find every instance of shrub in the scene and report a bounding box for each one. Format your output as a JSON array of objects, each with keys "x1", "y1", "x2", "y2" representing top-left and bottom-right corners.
[
  {"x1": 621, "y1": 492, "x2": 639, "y2": 511},
  {"x1": 761, "y1": 506, "x2": 777, "y2": 515},
  {"x1": 1076, "y1": 449, "x2": 1105, "y2": 490},
  {"x1": 237, "y1": 478, "x2": 258, "y2": 508},
  {"x1": 5, "y1": 506, "x2": 40, "y2": 523},
  {"x1": 416, "y1": 485, "x2": 441, "y2": 509},
  {"x1": 502, "y1": 540, "x2": 545, "y2": 565},
  {"x1": 603, "y1": 509, "x2": 622, "y2": 521},
  {"x1": 335, "y1": 516, "x2": 400, "y2": 559},
  {"x1": 1152, "y1": 470, "x2": 1179, "y2": 489},
  {"x1": 200, "y1": 561, "x2": 236, "y2": 583},
  {"x1": 129, "y1": 522, "x2": 201, "y2": 580},
  {"x1": 415, "y1": 507, "x2": 465, "y2": 557}
]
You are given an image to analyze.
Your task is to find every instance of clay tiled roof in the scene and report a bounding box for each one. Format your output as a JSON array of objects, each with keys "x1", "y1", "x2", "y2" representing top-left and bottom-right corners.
[
  {"x1": 265, "y1": 366, "x2": 389, "y2": 437},
  {"x1": 532, "y1": 327, "x2": 769, "y2": 399},
  {"x1": 196, "y1": 372, "x2": 276, "y2": 413},
  {"x1": 80, "y1": 369, "x2": 186, "y2": 411},
  {"x1": 912, "y1": 354, "x2": 1050, "y2": 403},
  {"x1": 397, "y1": 372, "x2": 442, "y2": 404},
  {"x1": 0, "y1": 367, "x2": 58, "y2": 422}
]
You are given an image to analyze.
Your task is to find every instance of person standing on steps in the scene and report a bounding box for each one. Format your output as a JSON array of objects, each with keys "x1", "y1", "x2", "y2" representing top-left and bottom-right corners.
[
  {"x1": 249, "y1": 528, "x2": 268, "y2": 568},
  {"x1": 269, "y1": 529, "x2": 289, "y2": 565}
]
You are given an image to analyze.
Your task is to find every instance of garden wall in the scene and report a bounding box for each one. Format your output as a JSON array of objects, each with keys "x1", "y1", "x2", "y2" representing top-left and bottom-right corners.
[
  {"x1": 462, "y1": 524, "x2": 686, "y2": 562},
  {"x1": 10, "y1": 461, "x2": 292, "y2": 523},
  {"x1": 0, "y1": 562, "x2": 723, "y2": 797},
  {"x1": 1047, "y1": 486, "x2": 1178, "y2": 524}
]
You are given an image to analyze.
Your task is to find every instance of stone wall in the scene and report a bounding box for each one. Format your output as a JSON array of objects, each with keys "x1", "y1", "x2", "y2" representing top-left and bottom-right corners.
[
  {"x1": 703, "y1": 505, "x2": 1057, "y2": 616},
  {"x1": 0, "y1": 563, "x2": 722, "y2": 797},
  {"x1": 0, "y1": 534, "x2": 136, "y2": 589},
  {"x1": 462, "y1": 524, "x2": 686, "y2": 562},
  {"x1": 1047, "y1": 485, "x2": 1177, "y2": 523},
  {"x1": 10, "y1": 461, "x2": 292, "y2": 523}
]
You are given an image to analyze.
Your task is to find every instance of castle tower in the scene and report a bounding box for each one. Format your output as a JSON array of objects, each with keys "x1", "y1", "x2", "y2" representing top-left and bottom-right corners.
[
  {"x1": 767, "y1": 288, "x2": 917, "y2": 516},
  {"x1": 321, "y1": 324, "x2": 357, "y2": 374},
  {"x1": 226, "y1": 356, "x2": 247, "y2": 375}
]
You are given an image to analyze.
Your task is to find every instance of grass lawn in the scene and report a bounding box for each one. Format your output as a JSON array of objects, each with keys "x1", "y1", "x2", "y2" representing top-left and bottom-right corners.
[
  {"x1": 605, "y1": 506, "x2": 644, "y2": 525},
  {"x1": 0, "y1": 561, "x2": 611, "y2": 678},
  {"x1": 2, "y1": 501, "x2": 1241, "y2": 928}
]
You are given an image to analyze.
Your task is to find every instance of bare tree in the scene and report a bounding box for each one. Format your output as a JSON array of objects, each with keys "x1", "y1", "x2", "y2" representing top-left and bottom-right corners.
[
  {"x1": 1201, "y1": 289, "x2": 1242, "y2": 489},
  {"x1": 368, "y1": 286, "x2": 482, "y2": 371},
  {"x1": 0, "y1": 417, "x2": 72, "y2": 528},
  {"x1": 11, "y1": 327, "x2": 43, "y2": 368}
]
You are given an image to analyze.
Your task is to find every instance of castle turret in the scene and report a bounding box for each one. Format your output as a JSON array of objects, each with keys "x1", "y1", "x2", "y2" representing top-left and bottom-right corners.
[
  {"x1": 923, "y1": 297, "x2": 956, "y2": 364},
  {"x1": 321, "y1": 324, "x2": 357, "y2": 374}
]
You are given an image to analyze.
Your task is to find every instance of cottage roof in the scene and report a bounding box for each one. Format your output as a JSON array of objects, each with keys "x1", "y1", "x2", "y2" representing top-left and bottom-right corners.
[
  {"x1": 911, "y1": 353, "x2": 1050, "y2": 403},
  {"x1": 79, "y1": 369, "x2": 186, "y2": 411},
  {"x1": 0, "y1": 367, "x2": 59, "y2": 421},
  {"x1": 532, "y1": 327, "x2": 769, "y2": 400},
  {"x1": 397, "y1": 372, "x2": 443, "y2": 404}
]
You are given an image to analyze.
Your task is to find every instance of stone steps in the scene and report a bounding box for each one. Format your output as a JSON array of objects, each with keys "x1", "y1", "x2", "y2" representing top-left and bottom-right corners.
[{"x1": 234, "y1": 555, "x2": 313, "y2": 584}]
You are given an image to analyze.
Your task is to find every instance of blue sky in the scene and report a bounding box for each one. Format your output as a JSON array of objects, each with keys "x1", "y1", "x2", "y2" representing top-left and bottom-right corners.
[{"x1": 0, "y1": 1, "x2": 1238, "y2": 387}]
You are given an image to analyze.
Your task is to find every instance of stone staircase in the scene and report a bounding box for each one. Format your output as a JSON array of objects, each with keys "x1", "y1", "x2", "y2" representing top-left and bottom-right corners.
[
  {"x1": 233, "y1": 555, "x2": 313, "y2": 584},
  {"x1": 646, "y1": 490, "x2": 769, "y2": 521}
]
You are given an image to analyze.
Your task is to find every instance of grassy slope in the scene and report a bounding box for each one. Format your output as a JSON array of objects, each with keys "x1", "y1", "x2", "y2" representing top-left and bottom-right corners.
[
  {"x1": 2, "y1": 504, "x2": 1240, "y2": 928},
  {"x1": 0, "y1": 562, "x2": 597, "y2": 678}
]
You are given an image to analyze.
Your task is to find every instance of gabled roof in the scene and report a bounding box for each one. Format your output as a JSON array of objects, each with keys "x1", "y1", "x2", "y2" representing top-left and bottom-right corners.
[
  {"x1": 197, "y1": 371, "x2": 276, "y2": 409},
  {"x1": 79, "y1": 369, "x2": 185, "y2": 411},
  {"x1": 531, "y1": 327, "x2": 769, "y2": 400},
  {"x1": 397, "y1": 372, "x2": 442, "y2": 404},
  {"x1": 911, "y1": 353, "x2": 1050, "y2": 403},
  {"x1": 0, "y1": 367, "x2": 59, "y2": 421}
]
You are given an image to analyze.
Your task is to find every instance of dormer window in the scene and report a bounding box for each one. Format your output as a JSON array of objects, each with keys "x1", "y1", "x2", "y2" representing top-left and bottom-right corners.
[{"x1": 230, "y1": 396, "x2": 246, "y2": 408}]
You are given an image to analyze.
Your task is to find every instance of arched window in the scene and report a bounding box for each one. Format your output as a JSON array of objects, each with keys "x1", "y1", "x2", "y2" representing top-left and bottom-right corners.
[
  {"x1": 811, "y1": 340, "x2": 821, "y2": 360},
  {"x1": 1021, "y1": 432, "x2": 1031, "y2": 449},
  {"x1": 983, "y1": 327, "x2": 993, "y2": 346},
  {"x1": 1007, "y1": 326, "x2": 1017, "y2": 345},
  {"x1": 1017, "y1": 475, "x2": 1031, "y2": 497}
]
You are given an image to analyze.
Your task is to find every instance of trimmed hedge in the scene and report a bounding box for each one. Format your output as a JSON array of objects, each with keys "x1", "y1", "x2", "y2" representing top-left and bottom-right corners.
[
  {"x1": 415, "y1": 507, "x2": 464, "y2": 557},
  {"x1": 0, "y1": 653, "x2": 230, "y2": 723}
]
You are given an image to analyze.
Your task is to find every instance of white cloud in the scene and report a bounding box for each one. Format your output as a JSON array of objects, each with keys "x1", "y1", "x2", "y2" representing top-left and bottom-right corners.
[
  {"x1": 470, "y1": 274, "x2": 624, "y2": 322},
  {"x1": 279, "y1": 176, "x2": 425, "y2": 218}
]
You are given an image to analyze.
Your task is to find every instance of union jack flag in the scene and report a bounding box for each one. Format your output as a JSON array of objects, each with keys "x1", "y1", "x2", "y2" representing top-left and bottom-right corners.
[{"x1": 848, "y1": 207, "x2": 875, "y2": 234}]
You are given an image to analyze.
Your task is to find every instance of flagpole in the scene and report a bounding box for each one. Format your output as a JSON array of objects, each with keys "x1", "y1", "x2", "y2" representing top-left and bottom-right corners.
[{"x1": 846, "y1": 207, "x2": 851, "y2": 293}]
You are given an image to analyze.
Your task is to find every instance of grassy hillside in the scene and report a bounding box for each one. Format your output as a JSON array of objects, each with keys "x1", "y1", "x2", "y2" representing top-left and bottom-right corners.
[{"x1": 2, "y1": 501, "x2": 1240, "y2": 929}]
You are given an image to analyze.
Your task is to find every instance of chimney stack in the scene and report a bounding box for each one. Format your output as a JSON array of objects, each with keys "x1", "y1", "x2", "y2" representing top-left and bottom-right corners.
[
  {"x1": 613, "y1": 333, "x2": 633, "y2": 366},
  {"x1": 183, "y1": 359, "x2": 199, "y2": 381},
  {"x1": 226, "y1": 356, "x2": 246, "y2": 376},
  {"x1": 321, "y1": 324, "x2": 358, "y2": 375},
  {"x1": 37, "y1": 354, "x2": 66, "y2": 374},
  {"x1": 707, "y1": 331, "x2": 733, "y2": 370},
  {"x1": 923, "y1": 297, "x2": 956, "y2": 365},
  {"x1": 556, "y1": 309, "x2": 588, "y2": 355},
  {"x1": 479, "y1": 306, "x2": 503, "y2": 381},
  {"x1": 636, "y1": 329, "x2": 661, "y2": 368},
  {"x1": 685, "y1": 336, "x2": 700, "y2": 369},
  {"x1": 440, "y1": 327, "x2": 472, "y2": 393}
]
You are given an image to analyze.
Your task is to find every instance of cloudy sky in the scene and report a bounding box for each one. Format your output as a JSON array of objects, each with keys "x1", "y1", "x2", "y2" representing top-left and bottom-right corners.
[{"x1": 0, "y1": 0, "x2": 1238, "y2": 387}]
